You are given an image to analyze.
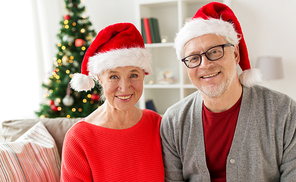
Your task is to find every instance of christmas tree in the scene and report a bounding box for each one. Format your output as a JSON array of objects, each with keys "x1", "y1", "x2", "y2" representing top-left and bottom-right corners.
[{"x1": 36, "y1": 0, "x2": 103, "y2": 118}]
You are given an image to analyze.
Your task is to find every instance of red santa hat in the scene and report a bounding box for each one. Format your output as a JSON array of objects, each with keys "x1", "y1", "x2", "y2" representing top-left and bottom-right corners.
[
  {"x1": 174, "y1": 2, "x2": 261, "y2": 87},
  {"x1": 70, "y1": 22, "x2": 152, "y2": 91}
]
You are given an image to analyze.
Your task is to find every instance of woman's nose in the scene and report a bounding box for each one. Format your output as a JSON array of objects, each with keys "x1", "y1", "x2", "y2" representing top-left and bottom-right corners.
[{"x1": 118, "y1": 78, "x2": 131, "y2": 91}]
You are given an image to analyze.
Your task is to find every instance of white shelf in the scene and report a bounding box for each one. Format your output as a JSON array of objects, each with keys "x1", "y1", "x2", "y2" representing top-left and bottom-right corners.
[{"x1": 135, "y1": 0, "x2": 225, "y2": 114}]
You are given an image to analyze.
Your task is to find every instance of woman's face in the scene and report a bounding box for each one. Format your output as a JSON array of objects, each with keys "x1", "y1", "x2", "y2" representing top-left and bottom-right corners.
[{"x1": 99, "y1": 66, "x2": 145, "y2": 111}]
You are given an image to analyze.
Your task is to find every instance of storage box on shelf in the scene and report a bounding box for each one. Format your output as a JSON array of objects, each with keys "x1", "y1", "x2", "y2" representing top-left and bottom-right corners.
[{"x1": 135, "y1": 0, "x2": 226, "y2": 115}]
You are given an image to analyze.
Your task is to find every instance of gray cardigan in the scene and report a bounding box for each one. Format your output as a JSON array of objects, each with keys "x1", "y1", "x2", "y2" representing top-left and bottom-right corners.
[{"x1": 160, "y1": 85, "x2": 296, "y2": 182}]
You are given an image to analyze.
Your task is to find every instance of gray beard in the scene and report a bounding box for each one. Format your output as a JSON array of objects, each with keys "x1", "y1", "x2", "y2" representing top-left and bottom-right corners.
[
  {"x1": 198, "y1": 70, "x2": 236, "y2": 98},
  {"x1": 200, "y1": 80, "x2": 227, "y2": 98}
]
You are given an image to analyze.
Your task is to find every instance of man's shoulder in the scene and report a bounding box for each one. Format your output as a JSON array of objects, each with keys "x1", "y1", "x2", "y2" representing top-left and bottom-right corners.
[
  {"x1": 161, "y1": 91, "x2": 202, "y2": 127},
  {"x1": 246, "y1": 85, "x2": 295, "y2": 103},
  {"x1": 244, "y1": 85, "x2": 296, "y2": 112}
]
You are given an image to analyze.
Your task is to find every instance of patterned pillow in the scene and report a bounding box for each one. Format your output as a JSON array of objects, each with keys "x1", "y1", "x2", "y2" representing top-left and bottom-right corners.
[{"x1": 0, "y1": 122, "x2": 61, "y2": 182}]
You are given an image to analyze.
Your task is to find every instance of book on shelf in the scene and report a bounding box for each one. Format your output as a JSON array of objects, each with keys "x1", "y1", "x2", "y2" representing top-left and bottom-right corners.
[
  {"x1": 140, "y1": 19, "x2": 147, "y2": 44},
  {"x1": 145, "y1": 100, "x2": 157, "y2": 113},
  {"x1": 141, "y1": 17, "x2": 161, "y2": 44},
  {"x1": 142, "y1": 18, "x2": 152, "y2": 44},
  {"x1": 149, "y1": 18, "x2": 161, "y2": 43}
]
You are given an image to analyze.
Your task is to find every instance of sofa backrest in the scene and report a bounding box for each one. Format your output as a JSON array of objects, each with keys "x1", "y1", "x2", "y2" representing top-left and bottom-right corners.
[{"x1": 1, "y1": 117, "x2": 82, "y2": 156}]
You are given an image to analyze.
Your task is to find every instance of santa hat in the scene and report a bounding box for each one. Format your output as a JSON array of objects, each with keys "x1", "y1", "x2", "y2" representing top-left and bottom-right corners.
[
  {"x1": 70, "y1": 22, "x2": 152, "y2": 91},
  {"x1": 174, "y1": 2, "x2": 261, "y2": 87}
]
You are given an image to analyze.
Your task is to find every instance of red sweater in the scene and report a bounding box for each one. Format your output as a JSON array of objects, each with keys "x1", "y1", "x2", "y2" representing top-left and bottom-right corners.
[{"x1": 61, "y1": 109, "x2": 164, "y2": 182}]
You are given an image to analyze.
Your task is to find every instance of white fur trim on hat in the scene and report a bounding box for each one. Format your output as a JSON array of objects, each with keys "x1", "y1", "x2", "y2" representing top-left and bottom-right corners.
[
  {"x1": 239, "y1": 68, "x2": 262, "y2": 87},
  {"x1": 174, "y1": 18, "x2": 240, "y2": 60},
  {"x1": 88, "y1": 47, "x2": 152, "y2": 76},
  {"x1": 70, "y1": 73, "x2": 95, "y2": 92}
]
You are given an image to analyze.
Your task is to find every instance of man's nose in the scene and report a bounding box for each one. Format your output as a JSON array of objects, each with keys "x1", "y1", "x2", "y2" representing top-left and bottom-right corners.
[{"x1": 199, "y1": 55, "x2": 213, "y2": 68}]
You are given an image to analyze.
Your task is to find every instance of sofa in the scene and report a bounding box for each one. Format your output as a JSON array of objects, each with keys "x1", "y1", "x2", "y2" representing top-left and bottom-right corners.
[{"x1": 0, "y1": 117, "x2": 82, "y2": 182}]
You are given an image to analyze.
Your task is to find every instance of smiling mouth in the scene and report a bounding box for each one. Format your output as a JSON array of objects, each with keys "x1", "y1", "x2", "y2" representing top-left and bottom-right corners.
[
  {"x1": 117, "y1": 95, "x2": 132, "y2": 99},
  {"x1": 201, "y1": 72, "x2": 220, "y2": 78}
]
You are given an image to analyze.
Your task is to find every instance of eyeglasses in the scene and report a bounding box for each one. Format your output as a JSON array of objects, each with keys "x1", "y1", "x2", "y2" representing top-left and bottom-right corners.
[{"x1": 181, "y1": 43, "x2": 234, "y2": 68}]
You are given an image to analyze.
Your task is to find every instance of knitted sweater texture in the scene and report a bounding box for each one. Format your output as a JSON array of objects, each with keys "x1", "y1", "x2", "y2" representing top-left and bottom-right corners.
[{"x1": 61, "y1": 109, "x2": 164, "y2": 182}]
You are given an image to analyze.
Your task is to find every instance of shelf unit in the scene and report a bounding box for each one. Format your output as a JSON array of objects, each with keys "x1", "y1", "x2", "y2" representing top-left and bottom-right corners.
[{"x1": 134, "y1": 0, "x2": 227, "y2": 115}]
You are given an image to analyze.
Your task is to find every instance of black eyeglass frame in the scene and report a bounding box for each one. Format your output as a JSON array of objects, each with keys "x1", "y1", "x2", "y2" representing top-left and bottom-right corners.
[{"x1": 181, "y1": 43, "x2": 234, "y2": 68}]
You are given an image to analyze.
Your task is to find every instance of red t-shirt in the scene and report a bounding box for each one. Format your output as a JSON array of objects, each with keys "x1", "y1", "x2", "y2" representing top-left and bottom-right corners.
[
  {"x1": 61, "y1": 109, "x2": 164, "y2": 182},
  {"x1": 202, "y1": 96, "x2": 242, "y2": 182}
]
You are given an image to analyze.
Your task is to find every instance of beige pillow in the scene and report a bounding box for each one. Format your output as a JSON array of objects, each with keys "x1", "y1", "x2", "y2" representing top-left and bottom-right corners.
[
  {"x1": 1, "y1": 117, "x2": 82, "y2": 156},
  {"x1": 0, "y1": 122, "x2": 60, "y2": 182}
]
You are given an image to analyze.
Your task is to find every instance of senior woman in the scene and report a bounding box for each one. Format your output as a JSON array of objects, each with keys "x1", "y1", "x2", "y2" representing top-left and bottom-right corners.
[{"x1": 60, "y1": 23, "x2": 164, "y2": 181}]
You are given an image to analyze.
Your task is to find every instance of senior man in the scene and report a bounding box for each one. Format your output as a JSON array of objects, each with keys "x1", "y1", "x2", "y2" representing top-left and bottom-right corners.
[{"x1": 160, "y1": 2, "x2": 296, "y2": 182}]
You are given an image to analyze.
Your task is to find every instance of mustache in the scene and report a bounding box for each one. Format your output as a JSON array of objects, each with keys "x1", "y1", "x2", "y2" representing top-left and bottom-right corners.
[{"x1": 198, "y1": 65, "x2": 222, "y2": 77}]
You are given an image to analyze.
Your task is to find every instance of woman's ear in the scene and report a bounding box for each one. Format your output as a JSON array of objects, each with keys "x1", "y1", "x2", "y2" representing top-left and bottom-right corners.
[{"x1": 97, "y1": 76, "x2": 103, "y2": 85}]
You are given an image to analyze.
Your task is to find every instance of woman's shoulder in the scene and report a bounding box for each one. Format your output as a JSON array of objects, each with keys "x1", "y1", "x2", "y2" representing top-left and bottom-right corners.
[
  {"x1": 66, "y1": 120, "x2": 96, "y2": 136},
  {"x1": 143, "y1": 109, "x2": 161, "y2": 118},
  {"x1": 142, "y1": 109, "x2": 162, "y2": 126}
]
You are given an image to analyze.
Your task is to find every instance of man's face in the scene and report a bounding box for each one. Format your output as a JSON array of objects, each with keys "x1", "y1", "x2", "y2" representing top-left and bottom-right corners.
[{"x1": 184, "y1": 34, "x2": 240, "y2": 98}]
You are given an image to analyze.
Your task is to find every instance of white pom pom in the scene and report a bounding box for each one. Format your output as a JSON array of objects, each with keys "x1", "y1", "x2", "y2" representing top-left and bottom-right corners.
[
  {"x1": 239, "y1": 68, "x2": 262, "y2": 87},
  {"x1": 70, "y1": 73, "x2": 95, "y2": 91}
]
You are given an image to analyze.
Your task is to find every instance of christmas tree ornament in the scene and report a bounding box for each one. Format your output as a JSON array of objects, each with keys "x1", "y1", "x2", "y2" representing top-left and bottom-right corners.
[
  {"x1": 63, "y1": 95, "x2": 74, "y2": 106},
  {"x1": 80, "y1": 28, "x2": 86, "y2": 33},
  {"x1": 49, "y1": 100, "x2": 54, "y2": 105},
  {"x1": 54, "y1": 98, "x2": 61, "y2": 106},
  {"x1": 63, "y1": 35, "x2": 69, "y2": 41},
  {"x1": 62, "y1": 55, "x2": 70, "y2": 65},
  {"x1": 63, "y1": 83, "x2": 74, "y2": 106},
  {"x1": 86, "y1": 34, "x2": 93, "y2": 41},
  {"x1": 64, "y1": 15, "x2": 71, "y2": 20},
  {"x1": 51, "y1": 105, "x2": 58, "y2": 112},
  {"x1": 91, "y1": 94, "x2": 100, "y2": 102},
  {"x1": 64, "y1": 20, "x2": 69, "y2": 25},
  {"x1": 73, "y1": 61, "x2": 79, "y2": 67},
  {"x1": 75, "y1": 39, "x2": 85, "y2": 47},
  {"x1": 68, "y1": 36, "x2": 74, "y2": 42}
]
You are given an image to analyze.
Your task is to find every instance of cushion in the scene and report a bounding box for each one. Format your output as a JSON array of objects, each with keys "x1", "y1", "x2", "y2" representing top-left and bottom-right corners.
[
  {"x1": 0, "y1": 122, "x2": 60, "y2": 182},
  {"x1": 1, "y1": 117, "x2": 82, "y2": 156}
]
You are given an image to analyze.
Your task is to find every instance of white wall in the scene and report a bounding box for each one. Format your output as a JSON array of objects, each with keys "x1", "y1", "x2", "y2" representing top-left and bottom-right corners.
[
  {"x1": 231, "y1": 0, "x2": 296, "y2": 100},
  {"x1": 83, "y1": 0, "x2": 136, "y2": 31},
  {"x1": 0, "y1": 0, "x2": 41, "y2": 122}
]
